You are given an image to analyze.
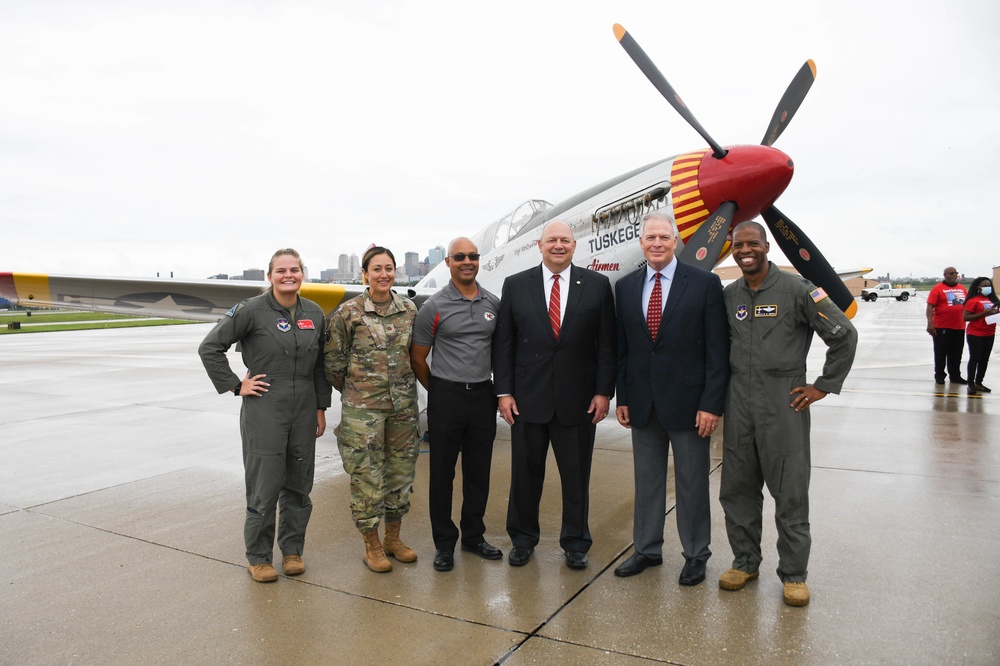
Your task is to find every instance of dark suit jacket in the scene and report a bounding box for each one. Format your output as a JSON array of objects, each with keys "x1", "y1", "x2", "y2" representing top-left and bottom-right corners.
[
  {"x1": 615, "y1": 261, "x2": 729, "y2": 430},
  {"x1": 494, "y1": 264, "x2": 616, "y2": 425}
]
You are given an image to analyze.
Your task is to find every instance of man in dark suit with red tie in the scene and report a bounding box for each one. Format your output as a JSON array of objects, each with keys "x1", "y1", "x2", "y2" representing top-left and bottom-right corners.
[
  {"x1": 494, "y1": 219, "x2": 617, "y2": 569},
  {"x1": 613, "y1": 212, "x2": 729, "y2": 584}
]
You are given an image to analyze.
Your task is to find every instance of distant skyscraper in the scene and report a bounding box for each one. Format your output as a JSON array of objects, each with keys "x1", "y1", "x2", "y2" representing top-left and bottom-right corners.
[
  {"x1": 338, "y1": 254, "x2": 349, "y2": 274},
  {"x1": 428, "y1": 245, "x2": 445, "y2": 265},
  {"x1": 404, "y1": 252, "x2": 419, "y2": 281},
  {"x1": 349, "y1": 254, "x2": 360, "y2": 279}
]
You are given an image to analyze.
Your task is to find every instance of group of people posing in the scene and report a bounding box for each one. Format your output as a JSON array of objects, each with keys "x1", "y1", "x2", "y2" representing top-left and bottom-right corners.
[
  {"x1": 198, "y1": 212, "x2": 858, "y2": 609},
  {"x1": 925, "y1": 267, "x2": 999, "y2": 395}
]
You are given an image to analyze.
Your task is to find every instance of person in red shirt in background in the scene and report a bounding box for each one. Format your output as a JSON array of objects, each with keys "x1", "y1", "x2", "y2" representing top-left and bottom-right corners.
[
  {"x1": 963, "y1": 277, "x2": 1000, "y2": 396},
  {"x1": 926, "y1": 267, "x2": 968, "y2": 386}
]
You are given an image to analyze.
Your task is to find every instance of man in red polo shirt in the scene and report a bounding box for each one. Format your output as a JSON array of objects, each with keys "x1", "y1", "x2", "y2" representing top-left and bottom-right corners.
[{"x1": 926, "y1": 267, "x2": 968, "y2": 385}]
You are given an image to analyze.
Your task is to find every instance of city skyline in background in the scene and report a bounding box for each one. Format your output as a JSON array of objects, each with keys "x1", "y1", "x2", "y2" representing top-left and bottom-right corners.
[{"x1": 205, "y1": 245, "x2": 447, "y2": 284}]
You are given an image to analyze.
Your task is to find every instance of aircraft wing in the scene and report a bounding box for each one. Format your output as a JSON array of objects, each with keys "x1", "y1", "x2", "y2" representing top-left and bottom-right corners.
[
  {"x1": 0, "y1": 272, "x2": 434, "y2": 321},
  {"x1": 834, "y1": 267, "x2": 874, "y2": 282}
]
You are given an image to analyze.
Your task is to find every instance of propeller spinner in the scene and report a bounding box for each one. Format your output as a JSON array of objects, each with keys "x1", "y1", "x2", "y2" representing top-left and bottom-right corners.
[{"x1": 613, "y1": 24, "x2": 856, "y2": 318}]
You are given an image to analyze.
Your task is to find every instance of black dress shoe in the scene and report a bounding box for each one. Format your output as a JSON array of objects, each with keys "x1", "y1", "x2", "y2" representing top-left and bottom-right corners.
[
  {"x1": 952, "y1": 377, "x2": 969, "y2": 385},
  {"x1": 969, "y1": 386, "x2": 979, "y2": 396},
  {"x1": 977, "y1": 384, "x2": 992, "y2": 393},
  {"x1": 508, "y1": 546, "x2": 533, "y2": 567},
  {"x1": 433, "y1": 550, "x2": 454, "y2": 572},
  {"x1": 679, "y1": 558, "x2": 707, "y2": 586},
  {"x1": 564, "y1": 550, "x2": 589, "y2": 569},
  {"x1": 461, "y1": 541, "x2": 503, "y2": 560},
  {"x1": 614, "y1": 552, "x2": 663, "y2": 577}
]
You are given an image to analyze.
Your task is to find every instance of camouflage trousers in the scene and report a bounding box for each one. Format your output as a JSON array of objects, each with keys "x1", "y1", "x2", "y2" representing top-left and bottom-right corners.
[{"x1": 336, "y1": 404, "x2": 419, "y2": 533}]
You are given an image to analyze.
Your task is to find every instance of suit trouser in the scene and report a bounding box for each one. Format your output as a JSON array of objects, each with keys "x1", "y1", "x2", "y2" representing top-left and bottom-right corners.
[
  {"x1": 934, "y1": 327, "x2": 966, "y2": 381},
  {"x1": 966, "y1": 334, "x2": 994, "y2": 385},
  {"x1": 630, "y1": 409, "x2": 711, "y2": 562},
  {"x1": 507, "y1": 419, "x2": 595, "y2": 552},
  {"x1": 427, "y1": 377, "x2": 497, "y2": 552}
]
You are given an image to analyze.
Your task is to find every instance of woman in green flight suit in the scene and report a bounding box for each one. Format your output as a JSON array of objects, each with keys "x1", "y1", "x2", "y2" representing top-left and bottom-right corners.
[{"x1": 199, "y1": 248, "x2": 332, "y2": 583}]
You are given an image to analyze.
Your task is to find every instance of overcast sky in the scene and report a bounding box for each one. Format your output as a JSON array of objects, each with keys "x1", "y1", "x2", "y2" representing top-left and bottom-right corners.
[{"x1": 2, "y1": 0, "x2": 998, "y2": 281}]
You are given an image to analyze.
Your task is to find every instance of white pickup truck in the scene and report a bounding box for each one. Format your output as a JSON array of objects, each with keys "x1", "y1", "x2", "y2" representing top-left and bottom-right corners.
[{"x1": 860, "y1": 282, "x2": 916, "y2": 302}]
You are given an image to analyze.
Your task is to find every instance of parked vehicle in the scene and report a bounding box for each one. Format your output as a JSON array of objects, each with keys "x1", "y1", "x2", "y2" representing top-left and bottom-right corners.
[{"x1": 861, "y1": 283, "x2": 916, "y2": 302}]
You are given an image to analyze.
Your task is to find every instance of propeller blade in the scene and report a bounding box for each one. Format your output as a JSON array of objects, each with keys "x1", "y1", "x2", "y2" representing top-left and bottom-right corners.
[
  {"x1": 761, "y1": 205, "x2": 857, "y2": 318},
  {"x1": 761, "y1": 60, "x2": 816, "y2": 147},
  {"x1": 613, "y1": 24, "x2": 727, "y2": 159},
  {"x1": 678, "y1": 202, "x2": 737, "y2": 270}
]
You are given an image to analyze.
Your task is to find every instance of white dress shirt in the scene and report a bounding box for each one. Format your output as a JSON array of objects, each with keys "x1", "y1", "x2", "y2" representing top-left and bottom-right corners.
[
  {"x1": 541, "y1": 264, "x2": 570, "y2": 324},
  {"x1": 641, "y1": 257, "x2": 677, "y2": 320}
]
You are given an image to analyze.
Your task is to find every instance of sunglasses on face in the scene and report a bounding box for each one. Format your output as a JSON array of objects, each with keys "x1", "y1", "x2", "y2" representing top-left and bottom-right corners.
[{"x1": 451, "y1": 253, "x2": 480, "y2": 261}]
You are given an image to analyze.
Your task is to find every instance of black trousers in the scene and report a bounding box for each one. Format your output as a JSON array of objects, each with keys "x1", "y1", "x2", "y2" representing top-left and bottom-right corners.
[
  {"x1": 507, "y1": 418, "x2": 596, "y2": 553},
  {"x1": 933, "y1": 328, "x2": 965, "y2": 381},
  {"x1": 427, "y1": 378, "x2": 497, "y2": 552},
  {"x1": 967, "y1": 334, "x2": 995, "y2": 385}
]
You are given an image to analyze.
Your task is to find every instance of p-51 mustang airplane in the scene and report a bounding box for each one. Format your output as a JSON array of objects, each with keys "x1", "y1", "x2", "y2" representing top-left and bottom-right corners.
[{"x1": 0, "y1": 25, "x2": 863, "y2": 321}]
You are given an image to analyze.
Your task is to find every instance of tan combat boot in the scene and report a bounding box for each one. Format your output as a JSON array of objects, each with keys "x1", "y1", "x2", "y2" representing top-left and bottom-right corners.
[
  {"x1": 362, "y1": 529, "x2": 392, "y2": 573},
  {"x1": 246, "y1": 562, "x2": 278, "y2": 583},
  {"x1": 783, "y1": 581, "x2": 810, "y2": 606},
  {"x1": 383, "y1": 520, "x2": 418, "y2": 563},
  {"x1": 719, "y1": 568, "x2": 759, "y2": 591},
  {"x1": 282, "y1": 554, "x2": 305, "y2": 576}
]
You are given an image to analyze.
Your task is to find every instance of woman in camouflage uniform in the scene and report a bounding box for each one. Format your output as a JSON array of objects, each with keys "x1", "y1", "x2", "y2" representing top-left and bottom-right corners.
[{"x1": 325, "y1": 246, "x2": 420, "y2": 572}]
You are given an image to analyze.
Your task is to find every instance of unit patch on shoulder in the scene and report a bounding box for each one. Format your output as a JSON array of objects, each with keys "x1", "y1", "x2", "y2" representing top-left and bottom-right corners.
[
  {"x1": 225, "y1": 304, "x2": 238, "y2": 318},
  {"x1": 754, "y1": 305, "x2": 778, "y2": 317},
  {"x1": 810, "y1": 287, "x2": 828, "y2": 303},
  {"x1": 735, "y1": 305, "x2": 748, "y2": 321}
]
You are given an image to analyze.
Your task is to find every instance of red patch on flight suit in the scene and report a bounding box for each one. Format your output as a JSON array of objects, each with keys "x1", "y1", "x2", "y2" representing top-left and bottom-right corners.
[{"x1": 297, "y1": 320, "x2": 315, "y2": 330}]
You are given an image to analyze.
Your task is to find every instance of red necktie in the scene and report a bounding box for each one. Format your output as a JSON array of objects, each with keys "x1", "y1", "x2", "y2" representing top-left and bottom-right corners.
[
  {"x1": 548, "y1": 274, "x2": 561, "y2": 339},
  {"x1": 647, "y1": 272, "x2": 662, "y2": 339}
]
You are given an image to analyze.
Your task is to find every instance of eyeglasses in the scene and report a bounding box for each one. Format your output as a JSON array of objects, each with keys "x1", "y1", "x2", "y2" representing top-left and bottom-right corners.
[{"x1": 451, "y1": 253, "x2": 480, "y2": 261}]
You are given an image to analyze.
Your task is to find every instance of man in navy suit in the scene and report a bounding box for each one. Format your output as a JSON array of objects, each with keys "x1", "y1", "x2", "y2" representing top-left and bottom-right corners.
[
  {"x1": 494, "y1": 220, "x2": 617, "y2": 569},
  {"x1": 613, "y1": 212, "x2": 729, "y2": 584}
]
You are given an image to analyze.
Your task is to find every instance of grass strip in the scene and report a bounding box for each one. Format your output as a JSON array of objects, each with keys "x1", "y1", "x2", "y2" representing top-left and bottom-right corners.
[
  {"x1": 1, "y1": 317, "x2": 198, "y2": 335},
  {"x1": 0, "y1": 311, "x2": 153, "y2": 323}
]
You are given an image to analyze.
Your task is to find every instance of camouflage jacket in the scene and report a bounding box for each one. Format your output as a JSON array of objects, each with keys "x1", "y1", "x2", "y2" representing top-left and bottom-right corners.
[{"x1": 324, "y1": 289, "x2": 418, "y2": 411}]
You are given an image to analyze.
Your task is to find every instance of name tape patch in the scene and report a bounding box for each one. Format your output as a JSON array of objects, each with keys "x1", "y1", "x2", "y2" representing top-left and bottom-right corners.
[{"x1": 754, "y1": 305, "x2": 778, "y2": 317}]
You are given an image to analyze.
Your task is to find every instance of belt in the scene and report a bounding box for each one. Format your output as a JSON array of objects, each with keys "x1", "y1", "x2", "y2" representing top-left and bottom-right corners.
[{"x1": 432, "y1": 377, "x2": 493, "y2": 391}]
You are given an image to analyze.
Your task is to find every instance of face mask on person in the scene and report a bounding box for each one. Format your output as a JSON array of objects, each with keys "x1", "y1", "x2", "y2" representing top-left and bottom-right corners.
[{"x1": 982, "y1": 287, "x2": 993, "y2": 296}]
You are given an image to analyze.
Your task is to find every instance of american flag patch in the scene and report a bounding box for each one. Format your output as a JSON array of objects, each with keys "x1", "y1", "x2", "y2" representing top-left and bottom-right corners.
[{"x1": 810, "y1": 288, "x2": 828, "y2": 303}]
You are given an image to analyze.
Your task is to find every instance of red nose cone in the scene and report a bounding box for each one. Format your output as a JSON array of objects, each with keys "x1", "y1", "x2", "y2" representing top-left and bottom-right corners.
[{"x1": 697, "y1": 145, "x2": 793, "y2": 223}]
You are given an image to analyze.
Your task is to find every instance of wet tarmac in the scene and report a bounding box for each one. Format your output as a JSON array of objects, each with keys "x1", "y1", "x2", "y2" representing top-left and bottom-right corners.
[{"x1": 1, "y1": 295, "x2": 998, "y2": 665}]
